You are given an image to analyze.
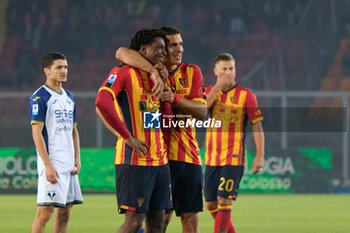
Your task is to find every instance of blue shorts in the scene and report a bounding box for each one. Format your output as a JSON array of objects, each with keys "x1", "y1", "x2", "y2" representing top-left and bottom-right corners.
[
  {"x1": 115, "y1": 164, "x2": 172, "y2": 214},
  {"x1": 168, "y1": 160, "x2": 203, "y2": 216},
  {"x1": 204, "y1": 165, "x2": 244, "y2": 202}
]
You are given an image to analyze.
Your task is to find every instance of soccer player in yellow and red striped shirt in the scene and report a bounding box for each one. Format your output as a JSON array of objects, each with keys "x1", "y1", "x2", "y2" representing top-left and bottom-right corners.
[
  {"x1": 204, "y1": 53, "x2": 265, "y2": 233},
  {"x1": 115, "y1": 26, "x2": 207, "y2": 233},
  {"x1": 95, "y1": 28, "x2": 172, "y2": 233}
]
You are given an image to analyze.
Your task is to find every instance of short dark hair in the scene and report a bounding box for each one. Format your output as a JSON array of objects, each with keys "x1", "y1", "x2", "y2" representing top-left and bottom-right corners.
[
  {"x1": 214, "y1": 53, "x2": 235, "y2": 64},
  {"x1": 41, "y1": 52, "x2": 66, "y2": 69},
  {"x1": 159, "y1": 26, "x2": 181, "y2": 35},
  {"x1": 129, "y1": 28, "x2": 167, "y2": 51}
]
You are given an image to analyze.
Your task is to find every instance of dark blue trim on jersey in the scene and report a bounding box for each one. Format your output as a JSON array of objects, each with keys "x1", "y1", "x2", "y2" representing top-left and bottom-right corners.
[
  {"x1": 65, "y1": 89, "x2": 75, "y2": 102},
  {"x1": 221, "y1": 83, "x2": 238, "y2": 94},
  {"x1": 29, "y1": 86, "x2": 51, "y2": 125},
  {"x1": 43, "y1": 125, "x2": 49, "y2": 154},
  {"x1": 169, "y1": 64, "x2": 181, "y2": 75},
  {"x1": 117, "y1": 90, "x2": 133, "y2": 164},
  {"x1": 117, "y1": 63, "x2": 127, "y2": 68},
  {"x1": 30, "y1": 86, "x2": 52, "y2": 153}
]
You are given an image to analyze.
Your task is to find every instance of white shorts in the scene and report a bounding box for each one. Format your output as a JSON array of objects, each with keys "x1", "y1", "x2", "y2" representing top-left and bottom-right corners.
[{"x1": 37, "y1": 170, "x2": 83, "y2": 208}]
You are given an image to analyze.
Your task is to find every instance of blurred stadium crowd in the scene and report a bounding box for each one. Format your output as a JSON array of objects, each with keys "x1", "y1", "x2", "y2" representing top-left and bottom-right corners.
[{"x1": 0, "y1": 0, "x2": 307, "y2": 91}]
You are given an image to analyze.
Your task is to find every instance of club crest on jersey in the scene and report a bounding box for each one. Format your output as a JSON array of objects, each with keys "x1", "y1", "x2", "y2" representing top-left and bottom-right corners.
[
  {"x1": 107, "y1": 74, "x2": 117, "y2": 84},
  {"x1": 179, "y1": 77, "x2": 186, "y2": 87},
  {"x1": 47, "y1": 191, "x2": 56, "y2": 200},
  {"x1": 32, "y1": 104, "x2": 39, "y2": 115},
  {"x1": 230, "y1": 97, "x2": 236, "y2": 103}
]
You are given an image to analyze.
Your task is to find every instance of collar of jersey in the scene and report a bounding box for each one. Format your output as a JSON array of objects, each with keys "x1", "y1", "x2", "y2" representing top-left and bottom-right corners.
[
  {"x1": 45, "y1": 84, "x2": 63, "y2": 95},
  {"x1": 169, "y1": 64, "x2": 181, "y2": 75},
  {"x1": 221, "y1": 83, "x2": 238, "y2": 94}
]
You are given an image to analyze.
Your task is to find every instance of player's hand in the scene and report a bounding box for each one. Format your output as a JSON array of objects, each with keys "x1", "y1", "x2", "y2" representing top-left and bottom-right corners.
[
  {"x1": 125, "y1": 136, "x2": 149, "y2": 157},
  {"x1": 251, "y1": 156, "x2": 264, "y2": 174},
  {"x1": 150, "y1": 68, "x2": 164, "y2": 99},
  {"x1": 71, "y1": 160, "x2": 81, "y2": 175},
  {"x1": 45, "y1": 165, "x2": 59, "y2": 184},
  {"x1": 159, "y1": 86, "x2": 174, "y2": 103},
  {"x1": 215, "y1": 73, "x2": 232, "y2": 89},
  {"x1": 154, "y1": 64, "x2": 169, "y2": 82}
]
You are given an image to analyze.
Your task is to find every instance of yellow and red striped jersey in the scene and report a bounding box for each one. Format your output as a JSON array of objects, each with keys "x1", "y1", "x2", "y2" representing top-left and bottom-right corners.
[
  {"x1": 97, "y1": 64, "x2": 168, "y2": 166},
  {"x1": 166, "y1": 62, "x2": 207, "y2": 165},
  {"x1": 204, "y1": 84, "x2": 263, "y2": 166}
]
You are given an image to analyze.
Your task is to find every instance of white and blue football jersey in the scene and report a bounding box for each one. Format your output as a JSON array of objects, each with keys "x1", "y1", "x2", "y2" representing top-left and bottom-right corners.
[{"x1": 29, "y1": 85, "x2": 77, "y2": 174}]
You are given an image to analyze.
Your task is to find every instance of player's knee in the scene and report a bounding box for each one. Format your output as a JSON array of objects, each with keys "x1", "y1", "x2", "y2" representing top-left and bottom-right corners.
[
  {"x1": 125, "y1": 212, "x2": 144, "y2": 231},
  {"x1": 150, "y1": 221, "x2": 164, "y2": 233},
  {"x1": 217, "y1": 196, "x2": 231, "y2": 205},
  {"x1": 147, "y1": 212, "x2": 164, "y2": 232},
  {"x1": 126, "y1": 218, "x2": 143, "y2": 232},
  {"x1": 180, "y1": 212, "x2": 198, "y2": 224},
  {"x1": 180, "y1": 212, "x2": 198, "y2": 233},
  {"x1": 36, "y1": 209, "x2": 53, "y2": 224},
  {"x1": 56, "y1": 208, "x2": 71, "y2": 224},
  {"x1": 205, "y1": 201, "x2": 217, "y2": 211},
  {"x1": 131, "y1": 220, "x2": 143, "y2": 232}
]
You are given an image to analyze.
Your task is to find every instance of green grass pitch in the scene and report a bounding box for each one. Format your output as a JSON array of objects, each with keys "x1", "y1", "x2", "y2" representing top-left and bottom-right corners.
[{"x1": 1, "y1": 194, "x2": 349, "y2": 233}]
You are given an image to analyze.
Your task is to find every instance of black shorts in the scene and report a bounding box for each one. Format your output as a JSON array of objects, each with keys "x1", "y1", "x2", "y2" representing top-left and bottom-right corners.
[
  {"x1": 115, "y1": 164, "x2": 172, "y2": 214},
  {"x1": 168, "y1": 160, "x2": 203, "y2": 216},
  {"x1": 204, "y1": 165, "x2": 244, "y2": 202}
]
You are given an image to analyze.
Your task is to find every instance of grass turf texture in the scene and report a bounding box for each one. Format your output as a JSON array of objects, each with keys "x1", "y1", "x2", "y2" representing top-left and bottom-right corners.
[{"x1": 0, "y1": 194, "x2": 349, "y2": 233}]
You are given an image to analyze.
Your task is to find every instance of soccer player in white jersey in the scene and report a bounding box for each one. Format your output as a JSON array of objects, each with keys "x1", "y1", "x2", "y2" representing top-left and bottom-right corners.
[{"x1": 29, "y1": 52, "x2": 83, "y2": 233}]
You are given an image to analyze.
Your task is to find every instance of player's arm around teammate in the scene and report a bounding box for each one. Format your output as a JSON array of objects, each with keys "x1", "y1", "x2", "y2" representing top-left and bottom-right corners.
[
  {"x1": 116, "y1": 47, "x2": 164, "y2": 99},
  {"x1": 116, "y1": 47, "x2": 207, "y2": 120}
]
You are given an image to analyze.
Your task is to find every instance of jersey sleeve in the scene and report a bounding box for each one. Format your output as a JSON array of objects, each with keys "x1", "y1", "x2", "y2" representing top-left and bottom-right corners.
[
  {"x1": 244, "y1": 90, "x2": 263, "y2": 124},
  {"x1": 96, "y1": 68, "x2": 131, "y2": 139},
  {"x1": 29, "y1": 96, "x2": 46, "y2": 125},
  {"x1": 189, "y1": 65, "x2": 207, "y2": 105},
  {"x1": 204, "y1": 85, "x2": 213, "y2": 95}
]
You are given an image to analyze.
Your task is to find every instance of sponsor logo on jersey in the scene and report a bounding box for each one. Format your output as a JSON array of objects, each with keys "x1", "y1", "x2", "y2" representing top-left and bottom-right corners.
[
  {"x1": 32, "y1": 104, "x2": 39, "y2": 115},
  {"x1": 33, "y1": 96, "x2": 41, "y2": 101},
  {"x1": 107, "y1": 74, "x2": 117, "y2": 84}
]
